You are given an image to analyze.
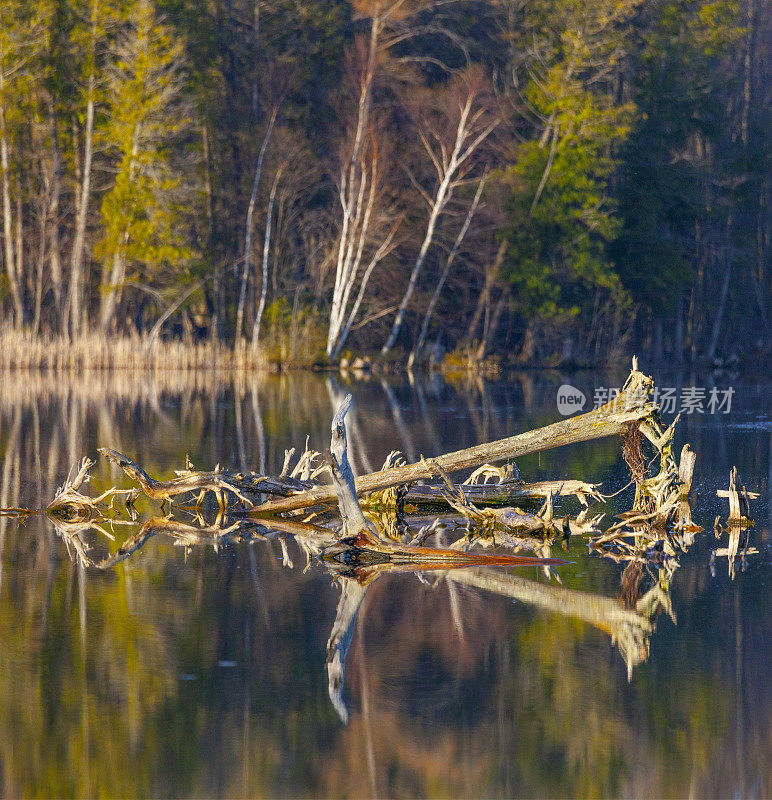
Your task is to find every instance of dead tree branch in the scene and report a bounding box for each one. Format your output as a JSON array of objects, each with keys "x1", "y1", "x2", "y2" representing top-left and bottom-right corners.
[{"x1": 254, "y1": 362, "x2": 655, "y2": 515}]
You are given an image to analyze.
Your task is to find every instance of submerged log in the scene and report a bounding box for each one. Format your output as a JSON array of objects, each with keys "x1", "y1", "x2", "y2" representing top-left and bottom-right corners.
[
  {"x1": 398, "y1": 479, "x2": 600, "y2": 508},
  {"x1": 254, "y1": 364, "x2": 655, "y2": 515}
]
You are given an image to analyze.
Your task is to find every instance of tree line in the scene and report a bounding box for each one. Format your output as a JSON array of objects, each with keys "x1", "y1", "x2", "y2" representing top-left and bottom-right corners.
[{"x1": 0, "y1": 0, "x2": 768, "y2": 366}]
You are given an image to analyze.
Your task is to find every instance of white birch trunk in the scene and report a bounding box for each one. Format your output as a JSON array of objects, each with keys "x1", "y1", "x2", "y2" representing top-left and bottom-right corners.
[
  {"x1": 382, "y1": 91, "x2": 497, "y2": 356},
  {"x1": 48, "y1": 104, "x2": 64, "y2": 318},
  {"x1": 408, "y1": 174, "x2": 487, "y2": 366},
  {"x1": 0, "y1": 47, "x2": 23, "y2": 327},
  {"x1": 326, "y1": 15, "x2": 382, "y2": 360},
  {"x1": 251, "y1": 162, "x2": 285, "y2": 347},
  {"x1": 236, "y1": 104, "x2": 278, "y2": 342},
  {"x1": 0, "y1": 98, "x2": 22, "y2": 327}
]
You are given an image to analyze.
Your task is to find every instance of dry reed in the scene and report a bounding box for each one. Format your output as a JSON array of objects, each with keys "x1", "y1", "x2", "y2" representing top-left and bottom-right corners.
[{"x1": 0, "y1": 327, "x2": 270, "y2": 373}]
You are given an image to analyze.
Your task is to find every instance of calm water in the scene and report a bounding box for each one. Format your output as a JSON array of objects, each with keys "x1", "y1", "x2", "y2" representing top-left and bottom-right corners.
[{"x1": 0, "y1": 367, "x2": 769, "y2": 798}]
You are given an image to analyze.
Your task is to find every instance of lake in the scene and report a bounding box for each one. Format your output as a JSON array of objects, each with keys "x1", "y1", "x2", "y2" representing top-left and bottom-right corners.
[{"x1": 0, "y1": 366, "x2": 769, "y2": 798}]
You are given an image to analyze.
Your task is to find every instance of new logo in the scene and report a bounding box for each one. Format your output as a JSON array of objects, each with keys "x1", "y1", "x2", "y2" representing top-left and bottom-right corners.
[{"x1": 556, "y1": 384, "x2": 586, "y2": 415}]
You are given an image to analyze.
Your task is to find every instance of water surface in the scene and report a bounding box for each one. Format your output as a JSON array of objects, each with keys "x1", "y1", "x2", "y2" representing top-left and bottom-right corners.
[{"x1": 0, "y1": 367, "x2": 769, "y2": 798}]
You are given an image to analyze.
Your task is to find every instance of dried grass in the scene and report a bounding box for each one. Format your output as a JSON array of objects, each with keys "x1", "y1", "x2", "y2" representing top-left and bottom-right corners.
[{"x1": 0, "y1": 327, "x2": 270, "y2": 373}]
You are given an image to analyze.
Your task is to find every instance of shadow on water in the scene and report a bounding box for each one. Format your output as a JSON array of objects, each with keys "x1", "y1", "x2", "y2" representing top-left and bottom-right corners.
[{"x1": 0, "y1": 367, "x2": 769, "y2": 797}]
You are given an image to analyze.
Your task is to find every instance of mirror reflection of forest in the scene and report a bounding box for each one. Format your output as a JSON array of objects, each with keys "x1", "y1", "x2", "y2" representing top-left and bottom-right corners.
[{"x1": 0, "y1": 369, "x2": 769, "y2": 798}]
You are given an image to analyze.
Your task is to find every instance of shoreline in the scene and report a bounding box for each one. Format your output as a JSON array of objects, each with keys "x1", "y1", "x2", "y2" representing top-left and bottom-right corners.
[{"x1": 0, "y1": 329, "x2": 763, "y2": 376}]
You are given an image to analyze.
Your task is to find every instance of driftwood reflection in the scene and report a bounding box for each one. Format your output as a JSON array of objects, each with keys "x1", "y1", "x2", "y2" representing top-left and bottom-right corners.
[
  {"x1": 324, "y1": 553, "x2": 676, "y2": 722},
  {"x1": 711, "y1": 523, "x2": 759, "y2": 580},
  {"x1": 447, "y1": 567, "x2": 671, "y2": 681},
  {"x1": 2, "y1": 364, "x2": 765, "y2": 743},
  {"x1": 39, "y1": 501, "x2": 672, "y2": 721}
]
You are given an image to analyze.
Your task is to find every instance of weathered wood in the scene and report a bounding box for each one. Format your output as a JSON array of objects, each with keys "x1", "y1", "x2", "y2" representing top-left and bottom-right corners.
[
  {"x1": 100, "y1": 447, "x2": 253, "y2": 509},
  {"x1": 398, "y1": 479, "x2": 600, "y2": 508},
  {"x1": 324, "y1": 394, "x2": 572, "y2": 563},
  {"x1": 678, "y1": 444, "x2": 696, "y2": 494},
  {"x1": 46, "y1": 456, "x2": 135, "y2": 521},
  {"x1": 328, "y1": 393, "x2": 384, "y2": 548},
  {"x1": 717, "y1": 466, "x2": 758, "y2": 522},
  {"x1": 254, "y1": 366, "x2": 655, "y2": 515}
]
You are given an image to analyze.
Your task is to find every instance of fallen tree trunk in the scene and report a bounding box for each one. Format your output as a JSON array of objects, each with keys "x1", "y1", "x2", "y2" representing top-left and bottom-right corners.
[
  {"x1": 253, "y1": 365, "x2": 655, "y2": 515},
  {"x1": 399, "y1": 479, "x2": 600, "y2": 508}
]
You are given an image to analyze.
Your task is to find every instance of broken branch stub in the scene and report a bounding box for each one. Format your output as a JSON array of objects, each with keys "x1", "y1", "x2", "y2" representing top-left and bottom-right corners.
[
  {"x1": 256, "y1": 365, "x2": 656, "y2": 515},
  {"x1": 328, "y1": 394, "x2": 384, "y2": 548},
  {"x1": 717, "y1": 466, "x2": 758, "y2": 523}
]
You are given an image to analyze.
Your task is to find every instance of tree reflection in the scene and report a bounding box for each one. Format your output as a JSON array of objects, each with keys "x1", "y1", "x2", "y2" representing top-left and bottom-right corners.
[
  {"x1": 0, "y1": 371, "x2": 767, "y2": 797},
  {"x1": 39, "y1": 503, "x2": 685, "y2": 723}
]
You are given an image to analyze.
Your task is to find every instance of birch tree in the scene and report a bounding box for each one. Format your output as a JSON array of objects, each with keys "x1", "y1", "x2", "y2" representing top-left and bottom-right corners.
[
  {"x1": 235, "y1": 103, "x2": 278, "y2": 343},
  {"x1": 407, "y1": 172, "x2": 487, "y2": 366},
  {"x1": 250, "y1": 159, "x2": 286, "y2": 347},
  {"x1": 325, "y1": 0, "x2": 474, "y2": 361},
  {"x1": 325, "y1": 16, "x2": 403, "y2": 361},
  {"x1": 381, "y1": 66, "x2": 498, "y2": 356},
  {"x1": 63, "y1": 0, "x2": 108, "y2": 336}
]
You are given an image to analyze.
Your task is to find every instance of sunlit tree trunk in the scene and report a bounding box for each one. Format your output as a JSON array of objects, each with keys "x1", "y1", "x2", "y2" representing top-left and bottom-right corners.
[
  {"x1": 252, "y1": 161, "x2": 286, "y2": 347},
  {"x1": 408, "y1": 174, "x2": 487, "y2": 366},
  {"x1": 46, "y1": 104, "x2": 64, "y2": 321},
  {"x1": 0, "y1": 85, "x2": 23, "y2": 327},
  {"x1": 326, "y1": 15, "x2": 382, "y2": 360},
  {"x1": 382, "y1": 73, "x2": 497, "y2": 356},
  {"x1": 236, "y1": 104, "x2": 278, "y2": 342}
]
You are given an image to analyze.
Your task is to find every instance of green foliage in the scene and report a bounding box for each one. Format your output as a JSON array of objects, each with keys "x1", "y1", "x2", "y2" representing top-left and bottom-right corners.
[
  {"x1": 612, "y1": 0, "x2": 745, "y2": 313},
  {"x1": 500, "y1": 0, "x2": 637, "y2": 324},
  {"x1": 95, "y1": 0, "x2": 196, "y2": 290}
]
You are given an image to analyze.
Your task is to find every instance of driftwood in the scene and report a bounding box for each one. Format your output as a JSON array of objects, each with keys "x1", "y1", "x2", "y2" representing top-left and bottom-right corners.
[
  {"x1": 255, "y1": 364, "x2": 656, "y2": 516},
  {"x1": 711, "y1": 467, "x2": 759, "y2": 579},
  {"x1": 716, "y1": 466, "x2": 758, "y2": 523},
  {"x1": 322, "y1": 392, "x2": 566, "y2": 567},
  {"x1": 94, "y1": 429, "x2": 602, "y2": 516},
  {"x1": 45, "y1": 456, "x2": 136, "y2": 521},
  {"x1": 375, "y1": 479, "x2": 601, "y2": 509},
  {"x1": 100, "y1": 448, "x2": 253, "y2": 510}
]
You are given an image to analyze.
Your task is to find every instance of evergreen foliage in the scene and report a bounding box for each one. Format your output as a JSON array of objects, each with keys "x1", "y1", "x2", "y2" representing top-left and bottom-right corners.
[{"x1": 0, "y1": 0, "x2": 767, "y2": 365}]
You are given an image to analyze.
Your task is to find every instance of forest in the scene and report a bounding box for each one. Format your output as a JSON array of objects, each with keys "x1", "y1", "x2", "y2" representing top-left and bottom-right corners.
[{"x1": 0, "y1": 0, "x2": 769, "y2": 368}]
